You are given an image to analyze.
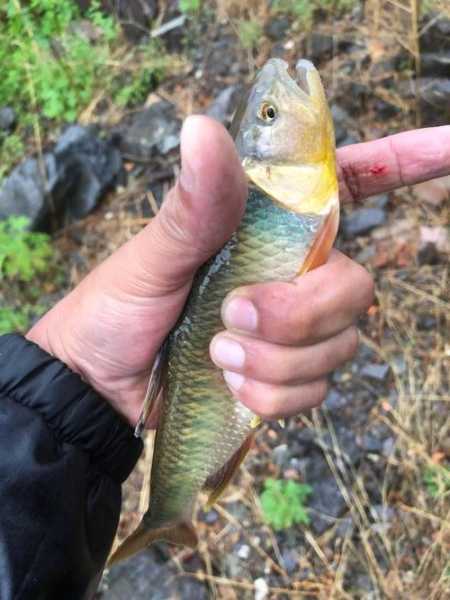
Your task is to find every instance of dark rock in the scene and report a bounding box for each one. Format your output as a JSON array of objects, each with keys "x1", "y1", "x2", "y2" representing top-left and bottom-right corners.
[
  {"x1": 117, "y1": 101, "x2": 181, "y2": 161},
  {"x1": 416, "y1": 314, "x2": 437, "y2": 331},
  {"x1": 206, "y1": 85, "x2": 244, "y2": 125},
  {"x1": 0, "y1": 125, "x2": 122, "y2": 229},
  {"x1": 412, "y1": 78, "x2": 450, "y2": 126},
  {"x1": 322, "y1": 424, "x2": 362, "y2": 466},
  {"x1": 417, "y1": 242, "x2": 442, "y2": 265},
  {"x1": 307, "y1": 452, "x2": 347, "y2": 534},
  {"x1": 324, "y1": 388, "x2": 349, "y2": 413},
  {"x1": 341, "y1": 207, "x2": 387, "y2": 238},
  {"x1": 0, "y1": 107, "x2": 16, "y2": 132},
  {"x1": 104, "y1": 549, "x2": 208, "y2": 600},
  {"x1": 308, "y1": 33, "x2": 334, "y2": 63},
  {"x1": 420, "y1": 51, "x2": 450, "y2": 77},
  {"x1": 360, "y1": 362, "x2": 390, "y2": 381},
  {"x1": 265, "y1": 16, "x2": 290, "y2": 41},
  {"x1": 373, "y1": 98, "x2": 400, "y2": 119},
  {"x1": 420, "y1": 14, "x2": 450, "y2": 52}
]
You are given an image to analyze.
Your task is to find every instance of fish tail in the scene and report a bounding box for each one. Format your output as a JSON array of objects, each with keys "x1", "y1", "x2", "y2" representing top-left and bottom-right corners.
[{"x1": 107, "y1": 519, "x2": 198, "y2": 565}]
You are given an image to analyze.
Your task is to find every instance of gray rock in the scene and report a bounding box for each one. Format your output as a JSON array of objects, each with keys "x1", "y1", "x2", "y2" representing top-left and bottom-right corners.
[
  {"x1": 281, "y1": 548, "x2": 298, "y2": 574},
  {"x1": 272, "y1": 443, "x2": 289, "y2": 467},
  {"x1": 360, "y1": 433, "x2": 383, "y2": 454},
  {"x1": 341, "y1": 207, "x2": 387, "y2": 238},
  {"x1": 331, "y1": 104, "x2": 351, "y2": 144},
  {"x1": 321, "y1": 424, "x2": 362, "y2": 466},
  {"x1": 420, "y1": 51, "x2": 450, "y2": 77},
  {"x1": 117, "y1": 101, "x2": 181, "y2": 161},
  {"x1": 324, "y1": 388, "x2": 348, "y2": 413},
  {"x1": 0, "y1": 125, "x2": 122, "y2": 229},
  {"x1": 367, "y1": 193, "x2": 389, "y2": 209},
  {"x1": 416, "y1": 314, "x2": 437, "y2": 331},
  {"x1": 382, "y1": 437, "x2": 395, "y2": 457},
  {"x1": 206, "y1": 85, "x2": 243, "y2": 125},
  {"x1": 307, "y1": 453, "x2": 347, "y2": 534},
  {"x1": 104, "y1": 549, "x2": 208, "y2": 600},
  {"x1": 360, "y1": 363, "x2": 390, "y2": 381},
  {"x1": 0, "y1": 107, "x2": 16, "y2": 132}
]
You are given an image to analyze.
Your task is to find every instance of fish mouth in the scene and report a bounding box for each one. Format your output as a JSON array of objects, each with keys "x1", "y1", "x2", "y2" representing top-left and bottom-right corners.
[{"x1": 294, "y1": 59, "x2": 317, "y2": 96}]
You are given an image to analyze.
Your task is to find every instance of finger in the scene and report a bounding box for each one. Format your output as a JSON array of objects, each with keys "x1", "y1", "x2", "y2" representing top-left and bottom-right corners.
[
  {"x1": 221, "y1": 250, "x2": 374, "y2": 346},
  {"x1": 210, "y1": 326, "x2": 359, "y2": 385},
  {"x1": 337, "y1": 125, "x2": 450, "y2": 203},
  {"x1": 223, "y1": 373, "x2": 328, "y2": 420}
]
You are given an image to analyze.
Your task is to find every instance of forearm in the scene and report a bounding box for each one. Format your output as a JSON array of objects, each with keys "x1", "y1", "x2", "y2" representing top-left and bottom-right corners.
[{"x1": 0, "y1": 334, "x2": 142, "y2": 600}]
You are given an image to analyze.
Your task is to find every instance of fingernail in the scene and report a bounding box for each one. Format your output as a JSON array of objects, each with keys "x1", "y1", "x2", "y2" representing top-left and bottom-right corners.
[
  {"x1": 179, "y1": 116, "x2": 198, "y2": 192},
  {"x1": 211, "y1": 336, "x2": 245, "y2": 370},
  {"x1": 223, "y1": 370, "x2": 245, "y2": 391},
  {"x1": 222, "y1": 296, "x2": 258, "y2": 332}
]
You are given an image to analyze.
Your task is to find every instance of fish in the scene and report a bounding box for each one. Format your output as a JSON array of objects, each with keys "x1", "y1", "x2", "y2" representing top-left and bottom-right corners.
[{"x1": 108, "y1": 57, "x2": 339, "y2": 565}]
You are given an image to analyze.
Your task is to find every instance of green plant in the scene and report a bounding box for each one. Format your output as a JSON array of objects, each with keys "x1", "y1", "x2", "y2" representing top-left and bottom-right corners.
[
  {"x1": 114, "y1": 41, "x2": 175, "y2": 107},
  {"x1": 0, "y1": 0, "x2": 118, "y2": 122},
  {"x1": 272, "y1": 0, "x2": 314, "y2": 23},
  {"x1": 0, "y1": 216, "x2": 54, "y2": 282},
  {"x1": 179, "y1": 0, "x2": 202, "y2": 14},
  {"x1": 0, "y1": 306, "x2": 30, "y2": 335},
  {"x1": 237, "y1": 19, "x2": 263, "y2": 51},
  {"x1": 0, "y1": 133, "x2": 24, "y2": 183},
  {"x1": 260, "y1": 478, "x2": 312, "y2": 530},
  {"x1": 423, "y1": 465, "x2": 450, "y2": 499}
]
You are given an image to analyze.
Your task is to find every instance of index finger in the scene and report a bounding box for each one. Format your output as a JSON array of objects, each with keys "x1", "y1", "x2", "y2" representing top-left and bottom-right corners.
[{"x1": 337, "y1": 125, "x2": 450, "y2": 203}]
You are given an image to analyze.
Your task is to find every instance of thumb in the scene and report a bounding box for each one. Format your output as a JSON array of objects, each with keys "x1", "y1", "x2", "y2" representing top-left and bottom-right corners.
[{"x1": 128, "y1": 115, "x2": 248, "y2": 295}]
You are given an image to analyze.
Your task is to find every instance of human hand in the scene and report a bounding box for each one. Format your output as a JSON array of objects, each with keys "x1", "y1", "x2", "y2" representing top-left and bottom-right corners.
[{"x1": 26, "y1": 119, "x2": 450, "y2": 426}]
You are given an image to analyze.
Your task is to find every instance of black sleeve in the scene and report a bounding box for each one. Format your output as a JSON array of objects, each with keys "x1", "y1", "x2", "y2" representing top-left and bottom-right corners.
[{"x1": 0, "y1": 334, "x2": 143, "y2": 600}]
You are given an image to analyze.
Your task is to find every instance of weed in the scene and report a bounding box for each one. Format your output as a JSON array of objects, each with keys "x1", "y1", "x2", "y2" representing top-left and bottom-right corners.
[
  {"x1": 423, "y1": 465, "x2": 450, "y2": 499},
  {"x1": 114, "y1": 41, "x2": 175, "y2": 107},
  {"x1": 0, "y1": 0, "x2": 118, "y2": 123},
  {"x1": 260, "y1": 478, "x2": 312, "y2": 530},
  {"x1": 0, "y1": 216, "x2": 54, "y2": 282},
  {"x1": 0, "y1": 306, "x2": 30, "y2": 335},
  {"x1": 237, "y1": 19, "x2": 263, "y2": 51},
  {"x1": 179, "y1": 0, "x2": 202, "y2": 14},
  {"x1": 272, "y1": 0, "x2": 357, "y2": 24},
  {"x1": 0, "y1": 133, "x2": 24, "y2": 183}
]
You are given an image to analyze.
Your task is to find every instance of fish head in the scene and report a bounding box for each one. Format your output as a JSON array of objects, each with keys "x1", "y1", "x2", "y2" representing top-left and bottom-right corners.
[{"x1": 231, "y1": 58, "x2": 338, "y2": 215}]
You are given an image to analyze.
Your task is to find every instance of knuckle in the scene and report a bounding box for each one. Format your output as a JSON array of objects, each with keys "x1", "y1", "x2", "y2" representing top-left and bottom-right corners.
[
  {"x1": 346, "y1": 326, "x2": 360, "y2": 357},
  {"x1": 352, "y1": 263, "x2": 375, "y2": 309}
]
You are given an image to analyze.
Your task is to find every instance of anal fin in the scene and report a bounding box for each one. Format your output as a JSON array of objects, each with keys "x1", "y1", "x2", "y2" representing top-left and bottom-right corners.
[
  {"x1": 204, "y1": 434, "x2": 254, "y2": 509},
  {"x1": 107, "y1": 519, "x2": 197, "y2": 566}
]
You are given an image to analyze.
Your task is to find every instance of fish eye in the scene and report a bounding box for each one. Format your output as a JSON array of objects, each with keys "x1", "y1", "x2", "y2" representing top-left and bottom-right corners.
[{"x1": 259, "y1": 102, "x2": 277, "y2": 123}]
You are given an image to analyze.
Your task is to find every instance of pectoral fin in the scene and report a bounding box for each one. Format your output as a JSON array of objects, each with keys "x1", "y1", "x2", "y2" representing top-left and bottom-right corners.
[
  {"x1": 204, "y1": 434, "x2": 254, "y2": 508},
  {"x1": 298, "y1": 202, "x2": 339, "y2": 275},
  {"x1": 107, "y1": 519, "x2": 198, "y2": 565},
  {"x1": 135, "y1": 339, "x2": 169, "y2": 438}
]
